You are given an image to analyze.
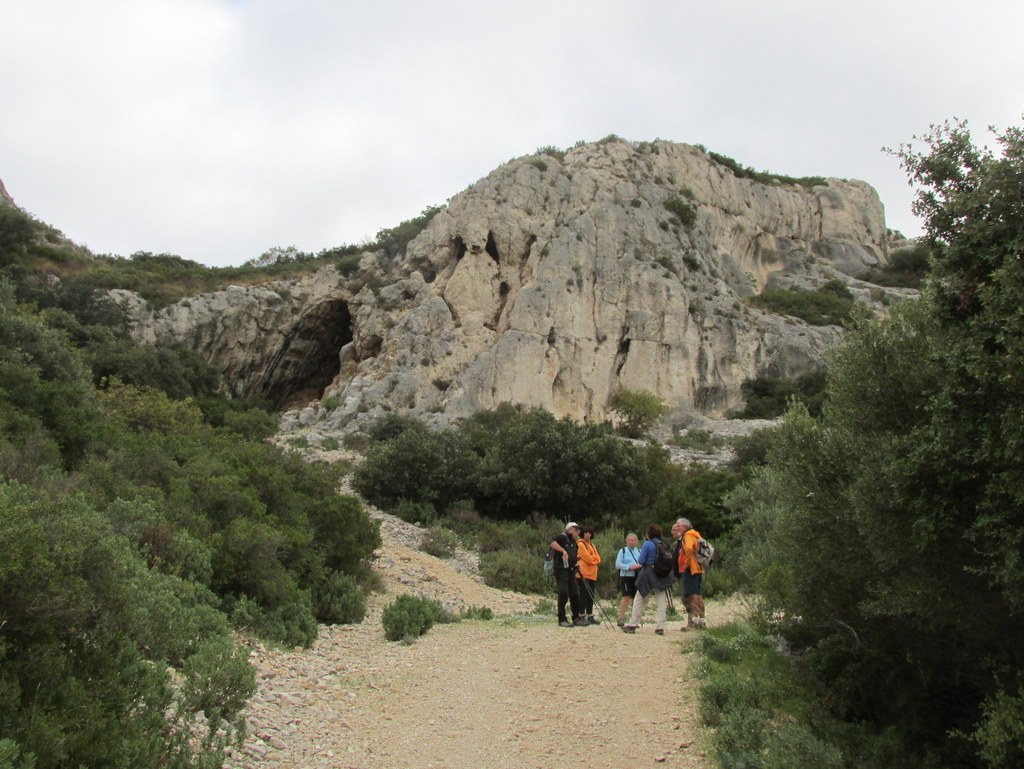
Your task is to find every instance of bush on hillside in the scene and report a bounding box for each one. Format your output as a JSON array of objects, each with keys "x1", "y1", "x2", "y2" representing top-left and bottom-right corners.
[
  {"x1": 863, "y1": 242, "x2": 932, "y2": 288},
  {"x1": 730, "y1": 427, "x2": 778, "y2": 469},
  {"x1": 694, "y1": 624, "x2": 916, "y2": 769},
  {"x1": 479, "y1": 548, "x2": 551, "y2": 595},
  {"x1": 354, "y1": 406, "x2": 671, "y2": 523},
  {"x1": 609, "y1": 388, "x2": 668, "y2": 438},
  {"x1": 732, "y1": 370, "x2": 828, "y2": 419},
  {"x1": 0, "y1": 483, "x2": 254, "y2": 768},
  {"x1": 381, "y1": 594, "x2": 453, "y2": 642},
  {"x1": 747, "y1": 282, "x2": 857, "y2": 327},
  {"x1": 663, "y1": 196, "x2": 698, "y2": 228},
  {"x1": 421, "y1": 525, "x2": 461, "y2": 558},
  {"x1": 313, "y1": 571, "x2": 367, "y2": 625}
]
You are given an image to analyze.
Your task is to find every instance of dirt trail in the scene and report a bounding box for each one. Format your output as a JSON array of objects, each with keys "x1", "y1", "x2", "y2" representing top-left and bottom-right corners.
[{"x1": 224, "y1": 511, "x2": 740, "y2": 769}]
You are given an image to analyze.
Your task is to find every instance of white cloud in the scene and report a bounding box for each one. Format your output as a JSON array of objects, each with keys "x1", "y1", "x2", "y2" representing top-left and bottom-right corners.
[{"x1": 2, "y1": 0, "x2": 1022, "y2": 265}]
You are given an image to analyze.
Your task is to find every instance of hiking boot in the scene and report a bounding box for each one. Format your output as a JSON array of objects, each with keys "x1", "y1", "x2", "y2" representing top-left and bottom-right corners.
[
  {"x1": 654, "y1": 628, "x2": 665, "y2": 635},
  {"x1": 558, "y1": 620, "x2": 573, "y2": 628},
  {"x1": 622, "y1": 625, "x2": 638, "y2": 634},
  {"x1": 572, "y1": 618, "x2": 588, "y2": 627},
  {"x1": 588, "y1": 616, "x2": 600, "y2": 625},
  {"x1": 616, "y1": 619, "x2": 625, "y2": 628}
]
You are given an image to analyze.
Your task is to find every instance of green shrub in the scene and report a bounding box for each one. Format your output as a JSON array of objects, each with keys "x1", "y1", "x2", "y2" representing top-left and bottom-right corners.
[
  {"x1": 336, "y1": 253, "x2": 361, "y2": 276},
  {"x1": 733, "y1": 370, "x2": 828, "y2": 419},
  {"x1": 747, "y1": 284, "x2": 856, "y2": 327},
  {"x1": 973, "y1": 686, "x2": 1024, "y2": 769},
  {"x1": 474, "y1": 518, "x2": 553, "y2": 555},
  {"x1": 421, "y1": 525, "x2": 460, "y2": 558},
  {"x1": 321, "y1": 435, "x2": 340, "y2": 451},
  {"x1": 655, "y1": 254, "x2": 677, "y2": 274},
  {"x1": 663, "y1": 196, "x2": 697, "y2": 228},
  {"x1": 352, "y1": 419, "x2": 478, "y2": 513},
  {"x1": 695, "y1": 620, "x2": 929, "y2": 769},
  {"x1": 229, "y1": 591, "x2": 318, "y2": 647},
  {"x1": 460, "y1": 605, "x2": 494, "y2": 620},
  {"x1": 730, "y1": 427, "x2": 778, "y2": 469},
  {"x1": 862, "y1": 242, "x2": 931, "y2": 289},
  {"x1": 527, "y1": 158, "x2": 548, "y2": 172},
  {"x1": 761, "y1": 722, "x2": 844, "y2": 769},
  {"x1": 381, "y1": 594, "x2": 450, "y2": 642},
  {"x1": 373, "y1": 205, "x2": 443, "y2": 259},
  {"x1": 699, "y1": 671, "x2": 766, "y2": 727},
  {"x1": 535, "y1": 145, "x2": 566, "y2": 161},
  {"x1": 342, "y1": 431, "x2": 370, "y2": 451},
  {"x1": 673, "y1": 428, "x2": 723, "y2": 452},
  {"x1": 479, "y1": 548, "x2": 550, "y2": 594},
  {"x1": 0, "y1": 739, "x2": 33, "y2": 769},
  {"x1": 392, "y1": 499, "x2": 437, "y2": 525},
  {"x1": 180, "y1": 635, "x2": 257, "y2": 741},
  {"x1": 0, "y1": 483, "x2": 250, "y2": 768},
  {"x1": 218, "y1": 406, "x2": 279, "y2": 440},
  {"x1": 705, "y1": 149, "x2": 826, "y2": 189},
  {"x1": 653, "y1": 465, "x2": 741, "y2": 540},
  {"x1": 713, "y1": 707, "x2": 770, "y2": 768},
  {"x1": 609, "y1": 388, "x2": 668, "y2": 438},
  {"x1": 535, "y1": 597, "x2": 554, "y2": 614},
  {"x1": 314, "y1": 571, "x2": 366, "y2": 625}
]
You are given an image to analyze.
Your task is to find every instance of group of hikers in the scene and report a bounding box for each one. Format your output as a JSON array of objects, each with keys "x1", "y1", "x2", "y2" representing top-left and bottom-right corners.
[{"x1": 548, "y1": 519, "x2": 707, "y2": 634}]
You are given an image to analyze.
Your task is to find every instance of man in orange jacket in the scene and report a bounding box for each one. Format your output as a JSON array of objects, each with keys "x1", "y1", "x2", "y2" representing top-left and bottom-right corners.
[{"x1": 674, "y1": 518, "x2": 706, "y2": 630}]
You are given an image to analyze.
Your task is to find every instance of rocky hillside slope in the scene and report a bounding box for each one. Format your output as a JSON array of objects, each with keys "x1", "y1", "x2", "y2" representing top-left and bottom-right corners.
[{"x1": 116, "y1": 138, "x2": 911, "y2": 432}]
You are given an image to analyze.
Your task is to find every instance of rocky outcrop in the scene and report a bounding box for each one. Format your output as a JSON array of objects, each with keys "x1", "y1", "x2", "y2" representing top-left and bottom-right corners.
[
  {"x1": 0, "y1": 178, "x2": 16, "y2": 208},
  {"x1": 116, "y1": 268, "x2": 357, "y2": 409},
  {"x1": 117, "y1": 138, "x2": 910, "y2": 430}
]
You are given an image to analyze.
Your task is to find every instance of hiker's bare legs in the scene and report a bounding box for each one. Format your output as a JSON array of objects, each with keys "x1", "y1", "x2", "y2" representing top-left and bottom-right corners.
[{"x1": 618, "y1": 595, "x2": 632, "y2": 623}]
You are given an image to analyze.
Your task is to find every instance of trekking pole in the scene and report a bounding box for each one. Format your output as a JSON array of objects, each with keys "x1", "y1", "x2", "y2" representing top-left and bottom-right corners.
[{"x1": 582, "y1": 580, "x2": 616, "y2": 629}]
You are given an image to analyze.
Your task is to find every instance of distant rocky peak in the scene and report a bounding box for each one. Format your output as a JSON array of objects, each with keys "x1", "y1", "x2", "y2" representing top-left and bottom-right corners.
[{"x1": 115, "y1": 138, "x2": 910, "y2": 435}]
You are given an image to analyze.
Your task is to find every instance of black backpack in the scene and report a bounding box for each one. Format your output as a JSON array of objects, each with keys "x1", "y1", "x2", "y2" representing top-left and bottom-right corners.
[{"x1": 653, "y1": 539, "x2": 674, "y2": 577}]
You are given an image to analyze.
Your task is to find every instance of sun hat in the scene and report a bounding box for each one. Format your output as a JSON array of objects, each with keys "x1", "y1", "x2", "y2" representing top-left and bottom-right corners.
[{"x1": 565, "y1": 521, "x2": 580, "y2": 531}]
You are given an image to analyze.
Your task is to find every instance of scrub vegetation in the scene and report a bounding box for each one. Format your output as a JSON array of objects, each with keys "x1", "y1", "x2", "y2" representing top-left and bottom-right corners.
[
  {"x1": 0, "y1": 206, "x2": 380, "y2": 767},
  {"x1": 716, "y1": 119, "x2": 1024, "y2": 769}
]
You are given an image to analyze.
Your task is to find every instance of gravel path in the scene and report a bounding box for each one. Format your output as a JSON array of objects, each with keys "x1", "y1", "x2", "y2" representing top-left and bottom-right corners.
[{"x1": 223, "y1": 506, "x2": 742, "y2": 769}]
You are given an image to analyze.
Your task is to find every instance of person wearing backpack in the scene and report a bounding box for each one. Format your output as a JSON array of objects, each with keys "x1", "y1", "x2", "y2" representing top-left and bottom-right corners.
[
  {"x1": 621, "y1": 523, "x2": 676, "y2": 635},
  {"x1": 615, "y1": 532, "x2": 642, "y2": 627},
  {"x1": 676, "y1": 518, "x2": 706, "y2": 630},
  {"x1": 550, "y1": 522, "x2": 585, "y2": 628},
  {"x1": 575, "y1": 525, "x2": 602, "y2": 625}
]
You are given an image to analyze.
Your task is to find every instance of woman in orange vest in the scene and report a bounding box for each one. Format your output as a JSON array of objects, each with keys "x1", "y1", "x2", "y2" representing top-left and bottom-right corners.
[
  {"x1": 677, "y1": 518, "x2": 706, "y2": 630},
  {"x1": 576, "y1": 525, "x2": 602, "y2": 625}
]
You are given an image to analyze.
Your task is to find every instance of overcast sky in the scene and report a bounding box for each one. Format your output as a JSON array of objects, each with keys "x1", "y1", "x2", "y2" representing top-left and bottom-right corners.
[{"x1": 2, "y1": 1, "x2": 1022, "y2": 268}]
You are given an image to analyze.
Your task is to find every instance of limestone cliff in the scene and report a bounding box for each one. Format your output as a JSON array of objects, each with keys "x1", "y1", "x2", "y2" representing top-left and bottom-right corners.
[{"x1": 117, "y1": 138, "x2": 910, "y2": 431}]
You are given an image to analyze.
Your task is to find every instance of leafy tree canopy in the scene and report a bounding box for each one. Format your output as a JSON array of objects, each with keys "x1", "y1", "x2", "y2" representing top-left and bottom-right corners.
[{"x1": 733, "y1": 118, "x2": 1024, "y2": 768}]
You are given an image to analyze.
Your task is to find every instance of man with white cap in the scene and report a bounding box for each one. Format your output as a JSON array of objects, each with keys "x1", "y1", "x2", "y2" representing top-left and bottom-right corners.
[{"x1": 549, "y1": 522, "x2": 585, "y2": 627}]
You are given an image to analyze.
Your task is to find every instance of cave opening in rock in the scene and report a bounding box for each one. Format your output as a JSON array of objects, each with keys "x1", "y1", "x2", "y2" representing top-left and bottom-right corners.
[
  {"x1": 451, "y1": 235, "x2": 467, "y2": 261},
  {"x1": 485, "y1": 231, "x2": 500, "y2": 262},
  {"x1": 263, "y1": 299, "x2": 353, "y2": 410}
]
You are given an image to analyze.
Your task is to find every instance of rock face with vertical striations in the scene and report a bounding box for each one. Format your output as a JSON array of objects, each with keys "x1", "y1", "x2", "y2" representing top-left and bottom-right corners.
[{"x1": 116, "y1": 138, "x2": 910, "y2": 432}]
